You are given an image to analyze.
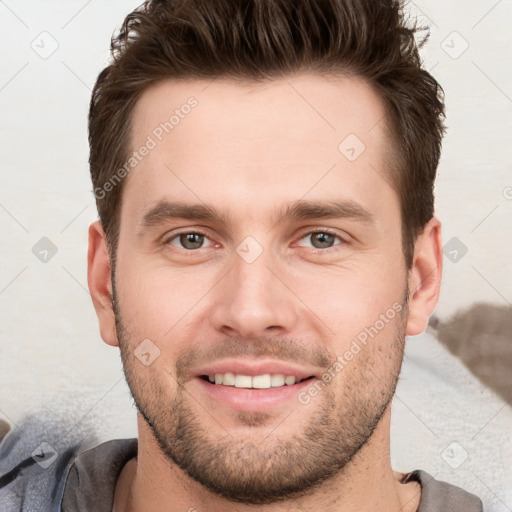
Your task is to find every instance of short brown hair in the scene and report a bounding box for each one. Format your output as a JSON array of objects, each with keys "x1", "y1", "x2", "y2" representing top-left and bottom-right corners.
[{"x1": 89, "y1": 0, "x2": 445, "y2": 269}]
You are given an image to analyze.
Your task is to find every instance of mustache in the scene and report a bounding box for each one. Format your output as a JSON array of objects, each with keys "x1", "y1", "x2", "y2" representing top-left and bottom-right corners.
[{"x1": 174, "y1": 336, "x2": 334, "y2": 381}]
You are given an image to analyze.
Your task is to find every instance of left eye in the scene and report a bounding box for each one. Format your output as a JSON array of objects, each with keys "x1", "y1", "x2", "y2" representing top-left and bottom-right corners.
[
  {"x1": 168, "y1": 232, "x2": 213, "y2": 250},
  {"x1": 297, "y1": 231, "x2": 343, "y2": 249}
]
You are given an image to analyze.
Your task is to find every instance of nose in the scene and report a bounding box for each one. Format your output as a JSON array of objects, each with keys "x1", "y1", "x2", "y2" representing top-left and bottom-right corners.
[{"x1": 209, "y1": 244, "x2": 299, "y2": 339}]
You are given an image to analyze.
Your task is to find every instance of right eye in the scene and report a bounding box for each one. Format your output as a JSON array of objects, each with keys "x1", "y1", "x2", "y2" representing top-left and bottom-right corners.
[{"x1": 164, "y1": 231, "x2": 214, "y2": 250}]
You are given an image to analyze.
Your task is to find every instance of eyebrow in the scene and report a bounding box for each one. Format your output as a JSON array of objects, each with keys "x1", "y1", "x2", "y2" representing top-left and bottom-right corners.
[{"x1": 137, "y1": 198, "x2": 374, "y2": 234}]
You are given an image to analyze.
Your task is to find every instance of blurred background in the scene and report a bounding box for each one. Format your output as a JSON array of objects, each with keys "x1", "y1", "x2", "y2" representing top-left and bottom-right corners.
[{"x1": 0, "y1": 0, "x2": 511, "y2": 508}]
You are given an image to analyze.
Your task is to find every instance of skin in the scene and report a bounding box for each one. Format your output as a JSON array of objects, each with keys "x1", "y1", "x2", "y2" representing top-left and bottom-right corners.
[{"x1": 88, "y1": 74, "x2": 443, "y2": 511}]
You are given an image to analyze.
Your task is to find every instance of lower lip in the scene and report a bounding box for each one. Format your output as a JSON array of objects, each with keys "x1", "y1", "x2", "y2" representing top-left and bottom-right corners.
[{"x1": 193, "y1": 377, "x2": 316, "y2": 412}]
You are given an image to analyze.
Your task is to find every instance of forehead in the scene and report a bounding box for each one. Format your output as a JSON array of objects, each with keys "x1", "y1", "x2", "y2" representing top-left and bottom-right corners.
[
  {"x1": 131, "y1": 74, "x2": 389, "y2": 154},
  {"x1": 122, "y1": 74, "x2": 398, "y2": 226}
]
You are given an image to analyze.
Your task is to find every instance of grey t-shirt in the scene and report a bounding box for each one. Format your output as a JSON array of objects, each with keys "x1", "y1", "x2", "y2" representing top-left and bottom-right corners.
[{"x1": 61, "y1": 438, "x2": 484, "y2": 512}]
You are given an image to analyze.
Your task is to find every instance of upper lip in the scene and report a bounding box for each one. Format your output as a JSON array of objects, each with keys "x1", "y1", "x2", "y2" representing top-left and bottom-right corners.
[{"x1": 193, "y1": 359, "x2": 319, "y2": 380}]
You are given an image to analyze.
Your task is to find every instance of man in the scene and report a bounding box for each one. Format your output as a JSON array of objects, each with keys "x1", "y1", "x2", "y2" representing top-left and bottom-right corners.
[{"x1": 0, "y1": 0, "x2": 484, "y2": 510}]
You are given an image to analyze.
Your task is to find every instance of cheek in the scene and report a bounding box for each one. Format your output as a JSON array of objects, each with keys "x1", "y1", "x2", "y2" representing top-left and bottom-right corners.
[
  {"x1": 115, "y1": 254, "x2": 219, "y2": 342},
  {"x1": 321, "y1": 309, "x2": 406, "y2": 400},
  {"x1": 288, "y1": 258, "x2": 407, "y2": 339}
]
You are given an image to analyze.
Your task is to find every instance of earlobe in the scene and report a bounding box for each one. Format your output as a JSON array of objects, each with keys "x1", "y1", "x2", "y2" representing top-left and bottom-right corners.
[
  {"x1": 406, "y1": 217, "x2": 443, "y2": 336},
  {"x1": 87, "y1": 220, "x2": 119, "y2": 347}
]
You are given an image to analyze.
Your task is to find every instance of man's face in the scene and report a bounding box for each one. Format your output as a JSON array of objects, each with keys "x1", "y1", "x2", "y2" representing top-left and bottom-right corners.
[{"x1": 112, "y1": 75, "x2": 410, "y2": 504}]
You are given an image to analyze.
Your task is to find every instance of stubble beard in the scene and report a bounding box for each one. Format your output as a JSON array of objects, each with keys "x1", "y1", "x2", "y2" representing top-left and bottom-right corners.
[{"x1": 112, "y1": 284, "x2": 408, "y2": 505}]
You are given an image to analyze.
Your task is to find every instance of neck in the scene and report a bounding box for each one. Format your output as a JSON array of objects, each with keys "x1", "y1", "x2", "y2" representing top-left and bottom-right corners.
[{"x1": 115, "y1": 408, "x2": 420, "y2": 512}]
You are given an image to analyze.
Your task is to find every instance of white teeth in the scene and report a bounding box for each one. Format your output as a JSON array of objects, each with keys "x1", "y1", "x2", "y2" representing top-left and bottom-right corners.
[
  {"x1": 223, "y1": 372, "x2": 235, "y2": 386},
  {"x1": 271, "y1": 374, "x2": 285, "y2": 387},
  {"x1": 208, "y1": 373, "x2": 302, "y2": 389},
  {"x1": 234, "y1": 375, "x2": 252, "y2": 388},
  {"x1": 252, "y1": 374, "x2": 271, "y2": 389},
  {"x1": 284, "y1": 375, "x2": 296, "y2": 386}
]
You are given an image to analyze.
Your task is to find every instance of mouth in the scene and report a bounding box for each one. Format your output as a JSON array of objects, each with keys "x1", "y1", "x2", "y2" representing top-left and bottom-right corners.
[
  {"x1": 198, "y1": 373, "x2": 316, "y2": 389},
  {"x1": 193, "y1": 373, "x2": 318, "y2": 412},
  {"x1": 190, "y1": 360, "x2": 321, "y2": 411}
]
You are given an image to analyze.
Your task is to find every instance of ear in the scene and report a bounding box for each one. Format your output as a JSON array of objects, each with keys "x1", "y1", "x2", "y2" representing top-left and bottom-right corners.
[
  {"x1": 87, "y1": 220, "x2": 119, "y2": 347},
  {"x1": 406, "y1": 217, "x2": 443, "y2": 336}
]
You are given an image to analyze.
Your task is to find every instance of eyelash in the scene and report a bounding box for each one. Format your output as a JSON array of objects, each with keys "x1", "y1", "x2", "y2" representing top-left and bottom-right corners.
[{"x1": 162, "y1": 228, "x2": 347, "y2": 253}]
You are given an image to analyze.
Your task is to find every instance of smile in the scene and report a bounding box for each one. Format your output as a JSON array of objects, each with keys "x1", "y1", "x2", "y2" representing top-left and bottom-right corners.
[{"x1": 201, "y1": 373, "x2": 313, "y2": 389}]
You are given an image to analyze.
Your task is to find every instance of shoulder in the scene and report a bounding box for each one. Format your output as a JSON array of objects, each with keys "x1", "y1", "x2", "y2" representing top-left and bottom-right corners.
[
  {"x1": 62, "y1": 438, "x2": 137, "y2": 511},
  {"x1": 405, "y1": 470, "x2": 484, "y2": 512},
  {"x1": 0, "y1": 415, "x2": 96, "y2": 511}
]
